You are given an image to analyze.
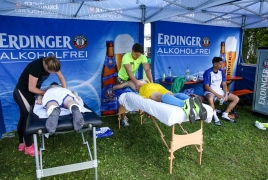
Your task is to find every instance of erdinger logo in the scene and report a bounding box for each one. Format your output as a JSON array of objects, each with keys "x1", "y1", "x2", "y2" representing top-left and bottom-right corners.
[
  {"x1": 263, "y1": 59, "x2": 268, "y2": 68},
  {"x1": 73, "y1": 35, "x2": 88, "y2": 49},
  {"x1": 202, "y1": 36, "x2": 210, "y2": 47},
  {"x1": 105, "y1": 88, "x2": 114, "y2": 98}
]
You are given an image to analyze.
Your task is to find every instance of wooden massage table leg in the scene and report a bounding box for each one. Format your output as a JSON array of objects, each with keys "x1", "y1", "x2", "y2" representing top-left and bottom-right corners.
[
  {"x1": 169, "y1": 120, "x2": 203, "y2": 174},
  {"x1": 118, "y1": 105, "x2": 143, "y2": 128}
]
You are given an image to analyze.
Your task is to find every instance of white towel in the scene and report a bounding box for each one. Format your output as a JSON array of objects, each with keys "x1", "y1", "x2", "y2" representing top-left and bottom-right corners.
[
  {"x1": 119, "y1": 92, "x2": 213, "y2": 126},
  {"x1": 33, "y1": 97, "x2": 91, "y2": 118}
]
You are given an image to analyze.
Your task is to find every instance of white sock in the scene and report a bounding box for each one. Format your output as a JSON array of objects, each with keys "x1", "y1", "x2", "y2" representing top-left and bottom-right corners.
[
  {"x1": 222, "y1": 112, "x2": 228, "y2": 118},
  {"x1": 213, "y1": 111, "x2": 220, "y2": 122},
  {"x1": 214, "y1": 115, "x2": 220, "y2": 122},
  {"x1": 47, "y1": 105, "x2": 58, "y2": 116},
  {"x1": 69, "y1": 104, "x2": 81, "y2": 113}
]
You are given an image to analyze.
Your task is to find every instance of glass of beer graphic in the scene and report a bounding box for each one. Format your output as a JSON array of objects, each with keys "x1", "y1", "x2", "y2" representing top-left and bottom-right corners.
[
  {"x1": 225, "y1": 36, "x2": 237, "y2": 79},
  {"x1": 114, "y1": 34, "x2": 134, "y2": 71}
]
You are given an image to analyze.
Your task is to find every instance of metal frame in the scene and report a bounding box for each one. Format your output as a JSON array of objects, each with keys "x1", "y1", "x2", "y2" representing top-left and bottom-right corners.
[{"x1": 32, "y1": 127, "x2": 98, "y2": 180}]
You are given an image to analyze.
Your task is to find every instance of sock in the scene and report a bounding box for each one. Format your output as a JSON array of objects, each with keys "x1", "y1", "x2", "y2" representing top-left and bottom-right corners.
[
  {"x1": 161, "y1": 94, "x2": 184, "y2": 107},
  {"x1": 71, "y1": 105, "x2": 85, "y2": 131},
  {"x1": 222, "y1": 112, "x2": 228, "y2": 118},
  {"x1": 45, "y1": 107, "x2": 61, "y2": 134},
  {"x1": 174, "y1": 93, "x2": 190, "y2": 100},
  {"x1": 213, "y1": 110, "x2": 220, "y2": 122},
  {"x1": 47, "y1": 105, "x2": 58, "y2": 116}
]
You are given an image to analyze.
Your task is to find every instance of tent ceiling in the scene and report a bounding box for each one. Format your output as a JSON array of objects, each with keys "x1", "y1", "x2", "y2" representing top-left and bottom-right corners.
[{"x1": 0, "y1": 0, "x2": 267, "y2": 29}]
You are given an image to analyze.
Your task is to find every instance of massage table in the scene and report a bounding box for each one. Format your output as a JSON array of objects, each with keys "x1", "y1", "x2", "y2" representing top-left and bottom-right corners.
[
  {"x1": 118, "y1": 92, "x2": 213, "y2": 174},
  {"x1": 26, "y1": 104, "x2": 102, "y2": 180}
]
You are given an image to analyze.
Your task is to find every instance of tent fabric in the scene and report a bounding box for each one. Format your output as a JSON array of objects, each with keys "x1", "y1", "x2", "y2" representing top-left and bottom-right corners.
[{"x1": 0, "y1": 0, "x2": 268, "y2": 29}]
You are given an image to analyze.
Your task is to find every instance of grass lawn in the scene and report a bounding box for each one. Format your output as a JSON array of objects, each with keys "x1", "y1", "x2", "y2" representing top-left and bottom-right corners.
[{"x1": 0, "y1": 105, "x2": 268, "y2": 180}]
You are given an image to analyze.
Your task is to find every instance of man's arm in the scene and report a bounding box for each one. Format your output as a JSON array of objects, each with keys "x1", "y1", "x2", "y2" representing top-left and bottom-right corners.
[
  {"x1": 55, "y1": 70, "x2": 67, "y2": 88},
  {"x1": 204, "y1": 84, "x2": 223, "y2": 99},
  {"x1": 124, "y1": 64, "x2": 142, "y2": 91},
  {"x1": 143, "y1": 63, "x2": 154, "y2": 83},
  {"x1": 222, "y1": 82, "x2": 228, "y2": 101}
]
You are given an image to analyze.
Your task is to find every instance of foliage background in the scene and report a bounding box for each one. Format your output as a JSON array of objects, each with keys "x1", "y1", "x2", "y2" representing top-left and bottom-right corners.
[{"x1": 242, "y1": 27, "x2": 268, "y2": 64}]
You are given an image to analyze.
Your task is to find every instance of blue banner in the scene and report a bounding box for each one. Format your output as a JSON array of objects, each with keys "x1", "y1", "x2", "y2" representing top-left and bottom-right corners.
[
  {"x1": 152, "y1": 21, "x2": 241, "y2": 91},
  {"x1": 0, "y1": 15, "x2": 139, "y2": 134}
]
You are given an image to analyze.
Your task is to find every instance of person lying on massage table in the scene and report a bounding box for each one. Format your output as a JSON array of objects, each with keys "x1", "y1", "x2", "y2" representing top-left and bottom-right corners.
[
  {"x1": 35, "y1": 82, "x2": 85, "y2": 134},
  {"x1": 114, "y1": 80, "x2": 208, "y2": 123}
]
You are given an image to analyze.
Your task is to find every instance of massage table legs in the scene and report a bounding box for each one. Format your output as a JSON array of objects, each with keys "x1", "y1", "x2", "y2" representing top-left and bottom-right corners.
[
  {"x1": 169, "y1": 121, "x2": 203, "y2": 174},
  {"x1": 33, "y1": 128, "x2": 98, "y2": 179},
  {"x1": 118, "y1": 104, "x2": 204, "y2": 174},
  {"x1": 118, "y1": 105, "x2": 143, "y2": 129}
]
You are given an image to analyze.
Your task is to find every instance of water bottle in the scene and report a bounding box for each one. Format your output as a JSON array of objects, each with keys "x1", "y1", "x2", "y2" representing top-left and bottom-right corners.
[
  {"x1": 185, "y1": 67, "x2": 190, "y2": 81},
  {"x1": 168, "y1": 67, "x2": 172, "y2": 77},
  {"x1": 219, "y1": 98, "x2": 224, "y2": 105},
  {"x1": 162, "y1": 73, "x2": 166, "y2": 81}
]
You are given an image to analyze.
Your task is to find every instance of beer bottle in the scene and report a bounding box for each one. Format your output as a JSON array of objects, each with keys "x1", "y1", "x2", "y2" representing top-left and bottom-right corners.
[
  {"x1": 220, "y1": 41, "x2": 226, "y2": 74},
  {"x1": 101, "y1": 41, "x2": 118, "y2": 115}
]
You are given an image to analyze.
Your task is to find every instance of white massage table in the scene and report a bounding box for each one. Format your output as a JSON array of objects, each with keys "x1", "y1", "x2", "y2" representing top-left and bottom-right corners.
[
  {"x1": 26, "y1": 104, "x2": 102, "y2": 180},
  {"x1": 118, "y1": 92, "x2": 213, "y2": 174}
]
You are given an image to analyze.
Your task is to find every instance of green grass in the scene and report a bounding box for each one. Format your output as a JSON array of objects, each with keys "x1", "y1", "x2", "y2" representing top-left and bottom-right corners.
[{"x1": 1, "y1": 105, "x2": 268, "y2": 180}]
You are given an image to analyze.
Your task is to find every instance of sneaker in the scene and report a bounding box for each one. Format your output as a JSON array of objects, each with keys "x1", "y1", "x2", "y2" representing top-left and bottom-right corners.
[
  {"x1": 255, "y1": 121, "x2": 266, "y2": 130},
  {"x1": 193, "y1": 96, "x2": 207, "y2": 120},
  {"x1": 182, "y1": 98, "x2": 195, "y2": 123},
  {"x1": 18, "y1": 143, "x2": 26, "y2": 151},
  {"x1": 25, "y1": 144, "x2": 40, "y2": 156},
  {"x1": 121, "y1": 117, "x2": 129, "y2": 127},
  {"x1": 221, "y1": 115, "x2": 237, "y2": 123},
  {"x1": 214, "y1": 121, "x2": 222, "y2": 126}
]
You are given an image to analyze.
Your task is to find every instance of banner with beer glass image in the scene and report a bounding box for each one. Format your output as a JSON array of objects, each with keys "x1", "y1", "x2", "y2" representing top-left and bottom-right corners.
[
  {"x1": 151, "y1": 21, "x2": 241, "y2": 92},
  {"x1": 101, "y1": 34, "x2": 135, "y2": 116},
  {"x1": 0, "y1": 15, "x2": 140, "y2": 132}
]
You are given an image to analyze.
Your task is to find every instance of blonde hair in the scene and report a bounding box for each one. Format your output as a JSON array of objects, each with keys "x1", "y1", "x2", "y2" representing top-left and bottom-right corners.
[{"x1": 44, "y1": 56, "x2": 61, "y2": 72}]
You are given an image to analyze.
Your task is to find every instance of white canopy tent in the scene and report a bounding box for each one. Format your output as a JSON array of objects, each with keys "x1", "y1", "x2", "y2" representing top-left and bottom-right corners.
[{"x1": 0, "y1": 0, "x2": 267, "y2": 29}]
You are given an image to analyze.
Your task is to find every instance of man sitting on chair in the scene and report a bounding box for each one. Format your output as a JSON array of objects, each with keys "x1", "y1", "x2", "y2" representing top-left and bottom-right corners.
[
  {"x1": 36, "y1": 82, "x2": 85, "y2": 134},
  {"x1": 113, "y1": 80, "x2": 207, "y2": 123},
  {"x1": 203, "y1": 57, "x2": 239, "y2": 126}
]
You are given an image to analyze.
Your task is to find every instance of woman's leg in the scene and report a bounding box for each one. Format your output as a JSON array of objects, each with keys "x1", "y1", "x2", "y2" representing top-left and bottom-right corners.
[{"x1": 13, "y1": 88, "x2": 33, "y2": 147}]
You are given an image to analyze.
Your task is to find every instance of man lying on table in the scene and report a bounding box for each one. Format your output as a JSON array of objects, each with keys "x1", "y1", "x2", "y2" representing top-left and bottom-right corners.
[
  {"x1": 35, "y1": 82, "x2": 85, "y2": 134},
  {"x1": 113, "y1": 80, "x2": 207, "y2": 123}
]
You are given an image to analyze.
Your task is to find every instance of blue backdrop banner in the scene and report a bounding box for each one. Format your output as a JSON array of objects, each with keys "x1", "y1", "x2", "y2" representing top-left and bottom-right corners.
[
  {"x1": 0, "y1": 15, "x2": 140, "y2": 134},
  {"x1": 151, "y1": 21, "x2": 241, "y2": 91}
]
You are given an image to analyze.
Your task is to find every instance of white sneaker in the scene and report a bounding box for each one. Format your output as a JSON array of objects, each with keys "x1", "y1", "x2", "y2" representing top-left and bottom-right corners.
[
  {"x1": 221, "y1": 114, "x2": 237, "y2": 123},
  {"x1": 255, "y1": 121, "x2": 266, "y2": 130}
]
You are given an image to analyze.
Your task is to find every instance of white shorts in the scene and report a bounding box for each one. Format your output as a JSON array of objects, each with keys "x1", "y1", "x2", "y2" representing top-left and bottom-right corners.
[
  {"x1": 42, "y1": 87, "x2": 79, "y2": 108},
  {"x1": 204, "y1": 89, "x2": 229, "y2": 101}
]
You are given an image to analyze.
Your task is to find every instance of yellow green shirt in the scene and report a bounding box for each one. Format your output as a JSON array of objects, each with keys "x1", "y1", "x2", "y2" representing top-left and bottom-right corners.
[{"x1": 118, "y1": 52, "x2": 148, "y2": 81}]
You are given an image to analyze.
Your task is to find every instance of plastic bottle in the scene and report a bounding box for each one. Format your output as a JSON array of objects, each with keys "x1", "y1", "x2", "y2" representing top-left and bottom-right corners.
[
  {"x1": 168, "y1": 67, "x2": 172, "y2": 77},
  {"x1": 162, "y1": 73, "x2": 166, "y2": 81},
  {"x1": 185, "y1": 67, "x2": 190, "y2": 81}
]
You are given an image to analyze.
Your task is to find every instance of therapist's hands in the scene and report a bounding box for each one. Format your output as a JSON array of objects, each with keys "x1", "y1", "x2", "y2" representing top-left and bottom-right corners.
[{"x1": 135, "y1": 80, "x2": 143, "y2": 91}]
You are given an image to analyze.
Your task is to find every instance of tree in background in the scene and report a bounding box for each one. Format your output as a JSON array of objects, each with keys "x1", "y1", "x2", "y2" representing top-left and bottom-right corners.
[{"x1": 242, "y1": 27, "x2": 268, "y2": 64}]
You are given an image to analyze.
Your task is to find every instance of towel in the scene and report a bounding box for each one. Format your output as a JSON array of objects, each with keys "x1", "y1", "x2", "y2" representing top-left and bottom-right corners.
[
  {"x1": 33, "y1": 97, "x2": 91, "y2": 118},
  {"x1": 119, "y1": 92, "x2": 212, "y2": 126}
]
